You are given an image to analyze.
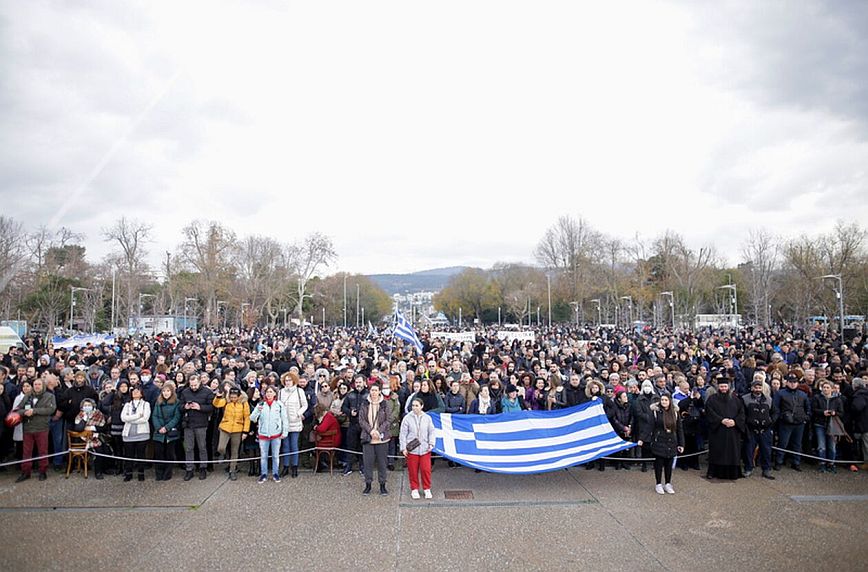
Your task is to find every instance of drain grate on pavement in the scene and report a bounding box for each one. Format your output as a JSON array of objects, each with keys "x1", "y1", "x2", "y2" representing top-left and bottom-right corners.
[{"x1": 443, "y1": 490, "x2": 474, "y2": 500}]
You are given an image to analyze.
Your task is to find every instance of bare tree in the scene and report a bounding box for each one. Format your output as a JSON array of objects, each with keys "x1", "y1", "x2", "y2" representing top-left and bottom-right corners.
[
  {"x1": 535, "y1": 215, "x2": 601, "y2": 304},
  {"x1": 741, "y1": 229, "x2": 779, "y2": 327},
  {"x1": 233, "y1": 235, "x2": 287, "y2": 325},
  {"x1": 286, "y1": 233, "x2": 336, "y2": 320},
  {"x1": 0, "y1": 216, "x2": 26, "y2": 296},
  {"x1": 103, "y1": 217, "x2": 152, "y2": 327},
  {"x1": 179, "y1": 220, "x2": 237, "y2": 326}
]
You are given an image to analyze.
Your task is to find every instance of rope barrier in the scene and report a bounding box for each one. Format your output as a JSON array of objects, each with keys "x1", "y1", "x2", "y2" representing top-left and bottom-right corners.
[
  {"x1": 0, "y1": 451, "x2": 69, "y2": 468},
  {"x1": 3, "y1": 446, "x2": 862, "y2": 470},
  {"x1": 770, "y1": 446, "x2": 866, "y2": 466}
]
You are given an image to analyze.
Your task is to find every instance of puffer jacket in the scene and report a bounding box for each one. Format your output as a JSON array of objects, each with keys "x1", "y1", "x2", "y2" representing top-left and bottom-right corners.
[
  {"x1": 120, "y1": 399, "x2": 151, "y2": 441},
  {"x1": 278, "y1": 386, "x2": 308, "y2": 433},
  {"x1": 359, "y1": 396, "x2": 391, "y2": 445},
  {"x1": 250, "y1": 399, "x2": 289, "y2": 440},
  {"x1": 151, "y1": 401, "x2": 182, "y2": 443},
  {"x1": 213, "y1": 395, "x2": 252, "y2": 434},
  {"x1": 640, "y1": 403, "x2": 684, "y2": 458},
  {"x1": 399, "y1": 411, "x2": 436, "y2": 455}
]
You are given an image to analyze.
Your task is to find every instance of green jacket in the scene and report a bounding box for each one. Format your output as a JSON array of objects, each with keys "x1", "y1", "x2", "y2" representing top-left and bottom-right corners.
[
  {"x1": 21, "y1": 390, "x2": 57, "y2": 434},
  {"x1": 151, "y1": 401, "x2": 182, "y2": 443}
]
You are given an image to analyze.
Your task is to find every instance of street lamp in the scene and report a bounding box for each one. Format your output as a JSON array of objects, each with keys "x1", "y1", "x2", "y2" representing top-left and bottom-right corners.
[
  {"x1": 591, "y1": 298, "x2": 601, "y2": 326},
  {"x1": 241, "y1": 302, "x2": 250, "y2": 328},
  {"x1": 546, "y1": 273, "x2": 552, "y2": 327},
  {"x1": 569, "y1": 301, "x2": 580, "y2": 327},
  {"x1": 138, "y1": 293, "x2": 155, "y2": 333},
  {"x1": 820, "y1": 274, "x2": 844, "y2": 337},
  {"x1": 527, "y1": 282, "x2": 533, "y2": 328},
  {"x1": 216, "y1": 300, "x2": 227, "y2": 329},
  {"x1": 69, "y1": 286, "x2": 91, "y2": 332},
  {"x1": 717, "y1": 284, "x2": 738, "y2": 317},
  {"x1": 660, "y1": 291, "x2": 675, "y2": 328},
  {"x1": 182, "y1": 297, "x2": 197, "y2": 332},
  {"x1": 620, "y1": 296, "x2": 633, "y2": 327}
]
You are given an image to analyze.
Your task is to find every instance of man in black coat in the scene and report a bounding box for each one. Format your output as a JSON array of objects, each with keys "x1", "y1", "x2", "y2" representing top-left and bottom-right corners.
[
  {"x1": 705, "y1": 378, "x2": 745, "y2": 480},
  {"x1": 179, "y1": 374, "x2": 214, "y2": 481},
  {"x1": 341, "y1": 375, "x2": 368, "y2": 475}
]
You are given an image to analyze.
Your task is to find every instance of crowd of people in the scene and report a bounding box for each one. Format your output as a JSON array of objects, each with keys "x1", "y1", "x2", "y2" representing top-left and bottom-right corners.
[{"x1": 1, "y1": 322, "x2": 866, "y2": 498}]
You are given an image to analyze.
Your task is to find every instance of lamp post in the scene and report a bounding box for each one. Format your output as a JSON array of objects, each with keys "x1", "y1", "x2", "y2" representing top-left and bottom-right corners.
[
  {"x1": 498, "y1": 306, "x2": 501, "y2": 327},
  {"x1": 69, "y1": 286, "x2": 91, "y2": 332},
  {"x1": 569, "y1": 301, "x2": 579, "y2": 327},
  {"x1": 546, "y1": 273, "x2": 552, "y2": 327},
  {"x1": 356, "y1": 283, "x2": 360, "y2": 328},
  {"x1": 110, "y1": 268, "x2": 117, "y2": 331},
  {"x1": 138, "y1": 293, "x2": 155, "y2": 333},
  {"x1": 182, "y1": 297, "x2": 197, "y2": 332},
  {"x1": 281, "y1": 307, "x2": 288, "y2": 328},
  {"x1": 717, "y1": 284, "x2": 739, "y2": 327},
  {"x1": 620, "y1": 296, "x2": 633, "y2": 327},
  {"x1": 526, "y1": 282, "x2": 533, "y2": 328},
  {"x1": 660, "y1": 291, "x2": 675, "y2": 329},
  {"x1": 241, "y1": 302, "x2": 250, "y2": 328},
  {"x1": 821, "y1": 274, "x2": 844, "y2": 337},
  {"x1": 343, "y1": 275, "x2": 347, "y2": 328},
  {"x1": 591, "y1": 298, "x2": 601, "y2": 326},
  {"x1": 216, "y1": 301, "x2": 227, "y2": 329}
]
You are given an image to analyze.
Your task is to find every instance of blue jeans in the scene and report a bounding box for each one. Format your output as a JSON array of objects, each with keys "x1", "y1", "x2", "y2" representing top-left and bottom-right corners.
[
  {"x1": 744, "y1": 428, "x2": 773, "y2": 472},
  {"x1": 280, "y1": 431, "x2": 300, "y2": 468},
  {"x1": 259, "y1": 438, "x2": 281, "y2": 477},
  {"x1": 49, "y1": 418, "x2": 66, "y2": 467},
  {"x1": 814, "y1": 424, "x2": 836, "y2": 464},
  {"x1": 776, "y1": 423, "x2": 805, "y2": 466}
]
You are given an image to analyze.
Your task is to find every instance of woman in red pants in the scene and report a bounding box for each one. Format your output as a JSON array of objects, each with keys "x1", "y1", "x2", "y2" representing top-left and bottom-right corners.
[{"x1": 400, "y1": 397, "x2": 436, "y2": 500}]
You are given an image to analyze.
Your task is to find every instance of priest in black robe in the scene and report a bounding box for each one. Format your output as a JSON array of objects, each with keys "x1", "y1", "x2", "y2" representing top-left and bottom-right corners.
[{"x1": 704, "y1": 377, "x2": 745, "y2": 480}]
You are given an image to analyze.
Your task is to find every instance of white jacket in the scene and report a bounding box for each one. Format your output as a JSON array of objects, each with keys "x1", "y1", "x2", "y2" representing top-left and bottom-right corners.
[
  {"x1": 279, "y1": 386, "x2": 308, "y2": 433},
  {"x1": 120, "y1": 399, "x2": 151, "y2": 441}
]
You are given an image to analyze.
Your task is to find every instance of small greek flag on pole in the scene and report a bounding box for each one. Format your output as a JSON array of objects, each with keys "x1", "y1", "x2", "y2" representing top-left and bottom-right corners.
[
  {"x1": 393, "y1": 310, "x2": 423, "y2": 354},
  {"x1": 429, "y1": 401, "x2": 635, "y2": 474}
]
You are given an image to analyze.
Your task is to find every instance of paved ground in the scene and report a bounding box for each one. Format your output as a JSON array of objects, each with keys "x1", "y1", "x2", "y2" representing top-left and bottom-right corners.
[{"x1": 1, "y1": 460, "x2": 866, "y2": 571}]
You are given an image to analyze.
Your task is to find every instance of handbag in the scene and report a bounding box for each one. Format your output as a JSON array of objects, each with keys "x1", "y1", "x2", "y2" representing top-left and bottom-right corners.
[{"x1": 827, "y1": 415, "x2": 851, "y2": 442}]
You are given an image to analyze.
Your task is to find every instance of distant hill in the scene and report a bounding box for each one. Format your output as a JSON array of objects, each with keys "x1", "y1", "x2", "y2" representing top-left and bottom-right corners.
[{"x1": 368, "y1": 266, "x2": 469, "y2": 294}]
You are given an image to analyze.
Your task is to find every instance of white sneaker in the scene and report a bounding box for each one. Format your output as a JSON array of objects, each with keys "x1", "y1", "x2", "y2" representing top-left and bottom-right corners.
[
  {"x1": 664, "y1": 483, "x2": 675, "y2": 494},
  {"x1": 655, "y1": 484, "x2": 665, "y2": 495},
  {"x1": 410, "y1": 489, "x2": 420, "y2": 499},
  {"x1": 423, "y1": 489, "x2": 433, "y2": 499}
]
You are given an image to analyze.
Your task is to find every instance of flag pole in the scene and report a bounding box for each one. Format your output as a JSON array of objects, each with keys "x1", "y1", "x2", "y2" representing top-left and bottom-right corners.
[{"x1": 387, "y1": 304, "x2": 396, "y2": 373}]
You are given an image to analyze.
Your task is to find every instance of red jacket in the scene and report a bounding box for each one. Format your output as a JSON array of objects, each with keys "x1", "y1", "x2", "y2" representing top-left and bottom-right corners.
[{"x1": 314, "y1": 411, "x2": 341, "y2": 448}]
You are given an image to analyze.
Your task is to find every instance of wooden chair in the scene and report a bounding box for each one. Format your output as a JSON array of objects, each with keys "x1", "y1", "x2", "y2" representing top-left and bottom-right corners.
[
  {"x1": 314, "y1": 447, "x2": 337, "y2": 475},
  {"x1": 66, "y1": 430, "x2": 92, "y2": 478}
]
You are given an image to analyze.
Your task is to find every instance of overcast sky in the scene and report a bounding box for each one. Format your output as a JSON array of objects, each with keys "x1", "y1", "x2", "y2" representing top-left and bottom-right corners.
[{"x1": 2, "y1": 1, "x2": 866, "y2": 275}]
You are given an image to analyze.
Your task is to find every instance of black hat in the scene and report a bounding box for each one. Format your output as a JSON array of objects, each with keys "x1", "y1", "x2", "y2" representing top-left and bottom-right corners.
[
  {"x1": 229, "y1": 387, "x2": 241, "y2": 396},
  {"x1": 751, "y1": 379, "x2": 763, "y2": 387},
  {"x1": 785, "y1": 373, "x2": 799, "y2": 383},
  {"x1": 506, "y1": 384, "x2": 518, "y2": 393}
]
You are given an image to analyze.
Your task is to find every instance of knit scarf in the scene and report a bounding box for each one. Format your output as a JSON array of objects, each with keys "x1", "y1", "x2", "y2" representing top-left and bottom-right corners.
[{"x1": 478, "y1": 395, "x2": 491, "y2": 414}]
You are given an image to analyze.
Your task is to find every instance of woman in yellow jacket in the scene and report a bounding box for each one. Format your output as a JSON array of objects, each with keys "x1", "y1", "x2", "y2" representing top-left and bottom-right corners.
[{"x1": 213, "y1": 387, "x2": 251, "y2": 480}]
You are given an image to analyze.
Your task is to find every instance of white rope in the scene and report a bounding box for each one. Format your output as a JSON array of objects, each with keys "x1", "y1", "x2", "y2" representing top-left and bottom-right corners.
[{"x1": 0, "y1": 451, "x2": 69, "y2": 468}]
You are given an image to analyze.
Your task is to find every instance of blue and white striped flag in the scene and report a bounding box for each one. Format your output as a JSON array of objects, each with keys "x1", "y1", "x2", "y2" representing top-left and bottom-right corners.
[
  {"x1": 429, "y1": 401, "x2": 635, "y2": 474},
  {"x1": 393, "y1": 310, "x2": 423, "y2": 354}
]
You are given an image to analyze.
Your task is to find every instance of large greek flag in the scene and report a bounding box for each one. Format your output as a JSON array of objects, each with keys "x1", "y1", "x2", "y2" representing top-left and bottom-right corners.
[
  {"x1": 429, "y1": 401, "x2": 634, "y2": 474},
  {"x1": 393, "y1": 310, "x2": 423, "y2": 353}
]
